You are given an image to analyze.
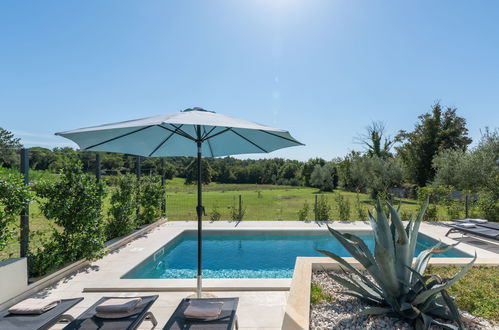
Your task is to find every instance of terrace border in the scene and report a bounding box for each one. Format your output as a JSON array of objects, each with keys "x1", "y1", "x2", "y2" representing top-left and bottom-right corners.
[
  {"x1": 0, "y1": 218, "x2": 168, "y2": 310},
  {"x1": 281, "y1": 257, "x2": 499, "y2": 330}
]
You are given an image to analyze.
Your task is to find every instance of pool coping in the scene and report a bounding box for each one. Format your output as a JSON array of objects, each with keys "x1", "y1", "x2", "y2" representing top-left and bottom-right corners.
[
  {"x1": 281, "y1": 256, "x2": 499, "y2": 330},
  {"x1": 81, "y1": 221, "x2": 498, "y2": 293}
]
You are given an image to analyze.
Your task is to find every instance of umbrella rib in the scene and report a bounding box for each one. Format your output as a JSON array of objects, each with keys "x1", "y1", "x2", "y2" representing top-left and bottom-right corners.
[
  {"x1": 83, "y1": 125, "x2": 154, "y2": 150},
  {"x1": 148, "y1": 124, "x2": 184, "y2": 157},
  {"x1": 258, "y1": 130, "x2": 304, "y2": 145},
  {"x1": 201, "y1": 126, "x2": 217, "y2": 140},
  {"x1": 230, "y1": 129, "x2": 269, "y2": 153},
  {"x1": 157, "y1": 124, "x2": 195, "y2": 141},
  {"x1": 202, "y1": 126, "x2": 215, "y2": 157},
  {"x1": 171, "y1": 124, "x2": 197, "y2": 141},
  {"x1": 202, "y1": 127, "x2": 231, "y2": 141}
]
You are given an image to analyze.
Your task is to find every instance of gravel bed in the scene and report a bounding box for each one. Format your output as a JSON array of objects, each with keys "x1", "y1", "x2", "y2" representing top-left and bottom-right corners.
[{"x1": 311, "y1": 271, "x2": 498, "y2": 330}]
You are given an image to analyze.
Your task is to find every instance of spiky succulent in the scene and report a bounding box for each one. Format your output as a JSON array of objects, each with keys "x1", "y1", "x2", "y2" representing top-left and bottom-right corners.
[{"x1": 317, "y1": 200, "x2": 476, "y2": 330}]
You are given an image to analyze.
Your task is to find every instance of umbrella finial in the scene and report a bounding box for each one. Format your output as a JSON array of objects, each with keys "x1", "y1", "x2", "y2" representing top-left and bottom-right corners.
[{"x1": 182, "y1": 107, "x2": 215, "y2": 113}]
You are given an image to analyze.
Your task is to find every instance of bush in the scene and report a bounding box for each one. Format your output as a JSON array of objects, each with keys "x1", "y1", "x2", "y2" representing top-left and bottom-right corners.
[
  {"x1": 353, "y1": 192, "x2": 367, "y2": 221},
  {"x1": 106, "y1": 174, "x2": 137, "y2": 239},
  {"x1": 315, "y1": 195, "x2": 330, "y2": 221},
  {"x1": 297, "y1": 201, "x2": 310, "y2": 221},
  {"x1": 230, "y1": 196, "x2": 245, "y2": 221},
  {"x1": 140, "y1": 176, "x2": 163, "y2": 225},
  {"x1": 335, "y1": 194, "x2": 351, "y2": 221},
  {"x1": 0, "y1": 168, "x2": 32, "y2": 252},
  {"x1": 29, "y1": 159, "x2": 106, "y2": 277},
  {"x1": 423, "y1": 204, "x2": 438, "y2": 221},
  {"x1": 210, "y1": 203, "x2": 222, "y2": 221}
]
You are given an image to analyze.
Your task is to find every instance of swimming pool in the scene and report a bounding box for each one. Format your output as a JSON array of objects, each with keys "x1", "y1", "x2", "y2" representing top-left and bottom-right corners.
[{"x1": 123, "y1": 230, "x2": 471, "y2": 279}]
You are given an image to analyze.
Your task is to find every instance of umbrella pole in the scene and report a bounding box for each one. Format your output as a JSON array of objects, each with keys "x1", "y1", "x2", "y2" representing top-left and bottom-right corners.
[{"x1": 196, "y1": 136, "x2": 203, "y2": 298}]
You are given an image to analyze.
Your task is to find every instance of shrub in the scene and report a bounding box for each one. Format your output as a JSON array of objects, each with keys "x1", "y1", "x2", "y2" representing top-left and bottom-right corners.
[
  {"x1": 315, "y1": 195, "x2": 330, "y2": 221},
  {"x1": 297, "y1": 201, "x2": 310, "y2": 221},
  {"x1": 424, "y1": 204, "x2": 438, "y2": 221},
  {"x1": 311, "y1": 283, "x2": 334, "y2": 304},
  {"x1": 106, "y1": 174, "x2": 137, "y2": 239},
  {"x1": 354, "y1": 192, "x2": 367, "y2": 221},
  {"x1": 210, "y1": 203, "x2": 222, "y2": 221},
  {"x1": 0, "y1": 168, "x2": 32, "y2": 252},
  {"x1": 30, "y1": 159, "x2": 106, "y2": 277},
  {"x1": 230, "y1": 196, "x2": 245, "y2": 221},
  {"x1": 335, "y1": 194, "x2": 351, "y2": 221},
  {"x1": 318, "y1": 200, "x2": 476, "y2": 329},
  {"x1": 140, "y1": 175, "x2": 163, "y2": 225}
]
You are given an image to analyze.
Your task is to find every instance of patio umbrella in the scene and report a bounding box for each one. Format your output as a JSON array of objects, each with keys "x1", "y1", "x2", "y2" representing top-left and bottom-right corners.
[{"x1": 56, "y1": 107, "x2": 303, "y2": 297}]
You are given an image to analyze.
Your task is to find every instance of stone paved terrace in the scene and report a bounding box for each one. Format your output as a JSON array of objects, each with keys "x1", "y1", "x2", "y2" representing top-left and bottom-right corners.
[{"x1": 28, "y1": 220, "x2": 497, "y2": 330}]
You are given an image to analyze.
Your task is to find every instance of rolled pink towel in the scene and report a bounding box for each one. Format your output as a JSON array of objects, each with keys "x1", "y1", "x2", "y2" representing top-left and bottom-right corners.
[
  {"x1": 8, "y1": 298, "x2": 60, "y2": 315},
  {"x1": 95, "y1": 298, "x2": 142, "y2": 314},
  {"x1": 184, "y1": 300, "x2": 223, "y2": 319}
]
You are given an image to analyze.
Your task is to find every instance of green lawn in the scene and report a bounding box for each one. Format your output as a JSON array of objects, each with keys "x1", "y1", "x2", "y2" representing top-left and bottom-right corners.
[{"x1": 164, "y1": 177, "x2": 431, "y2": 221}]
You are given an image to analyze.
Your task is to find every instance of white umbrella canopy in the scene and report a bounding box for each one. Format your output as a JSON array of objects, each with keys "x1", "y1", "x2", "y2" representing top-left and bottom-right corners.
[
  {"x1": 56, "y1": 108, "x2": 303, "y2": 157},
  {"x1": 56, "y1": 107, "x2": 303, "y2": 298}
]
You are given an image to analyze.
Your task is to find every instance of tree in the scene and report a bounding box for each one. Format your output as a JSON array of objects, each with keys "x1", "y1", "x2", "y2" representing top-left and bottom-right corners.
[
  {"x1": 184, "y1": 158, "x2": 215, "y2": 184},
  {"x1": 395, "y1": 103, "x2": 472, "y2": 186},
  {"x1": 309, "y1": 163, "x2": 338, "y2": 191},
  {"x1": 0, "y1": 128, "x2": 22, "y2": 168},
  {"x1": 432, "y1": 128, "x2": 499, "y2": 221},
  {"x1": 350, "y1": 155, "x2": 403, "y2": 198},
  {"x1": 302, "y1": 158, "x2": 326, "y2": 186},
  {"x1": 355, "y1": 121, "x2": 394, "y2": 159}
]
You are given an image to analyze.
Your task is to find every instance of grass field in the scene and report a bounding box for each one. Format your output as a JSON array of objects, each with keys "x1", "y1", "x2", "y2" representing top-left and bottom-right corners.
[
  {"x1": 164, "y1": 178, "x2": 431, "y2": 221},
  {"x1": 1, "y1": 176, "x2": 450, "y2": 261}
]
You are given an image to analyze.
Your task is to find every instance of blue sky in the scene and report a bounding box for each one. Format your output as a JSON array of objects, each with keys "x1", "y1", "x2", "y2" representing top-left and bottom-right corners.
[{"x1": 1, "y1": 0, "x2": 498, "y2": 161}]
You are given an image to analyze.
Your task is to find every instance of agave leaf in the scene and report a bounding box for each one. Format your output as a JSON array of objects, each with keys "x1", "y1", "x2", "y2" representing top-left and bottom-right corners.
[
  {"x1": 420, "y1": 312, "x2": 434, "y2": 330},
  {"x1": 387, "y1": 203, "x2": 412, "y2": 288},
  {"x1": 316, "y1": 248, "x2": 372, "y2": 283},
  {"x1": 440, "y1": 289, "x2": 465, "y2": 329},
  {"x1": 430, "y1": 318, "x2": 460, "y2": 330},
  {"x1": 360, "y1": 306, "x2": 392, "y2": 315},
  {"x1": 340, "y1": 290, "x2": 381, "y2": 304},
  {"x1": 406, "y1": 265, "x2": 428, "y2": 288},
  {"x1": 374, "y1": 243, "x2": 400, "y2": 297},
  {"x1": 373, "y1": 199, "x2": 395, "y2": 258},
  {"x1": 406, "y1": 201, "x2": 428, "y2": 266},
  {"x1": 413, "y1": 253, "x2": 476, "y2": 305},
  {"x1": 325, "y1": 226, "x2": 375, "y2": 268},
  {"x1": 412, "y1": 241, "x2": 460, "y2": 276},
  {"x1": 387, "y1": 202, "x2": 408, "y2": 245},
  {"x1": 327, "y1": 270, "x2": 383, "y2": 303}
]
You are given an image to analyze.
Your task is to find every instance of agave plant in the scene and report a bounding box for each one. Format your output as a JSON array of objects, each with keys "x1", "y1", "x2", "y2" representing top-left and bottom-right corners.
[{"x1": 317, "y1": 200, "x2": 476, "y2": 330}]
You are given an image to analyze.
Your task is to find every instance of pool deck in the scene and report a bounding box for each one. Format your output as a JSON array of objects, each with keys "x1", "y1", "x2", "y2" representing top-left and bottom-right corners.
[{"x1": 31, "y1": 220, "x2": 498, "y2": 330}]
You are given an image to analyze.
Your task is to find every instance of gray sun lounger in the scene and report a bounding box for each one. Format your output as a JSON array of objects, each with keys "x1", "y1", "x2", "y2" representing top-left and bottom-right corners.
[
  {"x1": 456, "y1": 219, "x2": 499, "y2": 230},
  {"x1": 63, "y1": 295, "x2": 158, "y2": 330},
  {"x1": 0, "y1": 297, "x2": 83, "y2": 330},
  {"x1": 163, "y1": 298, "x2": 239, "y2": 330},
  {"x1": 445, "y1": 224, "x2": 499, "y2": 240}
]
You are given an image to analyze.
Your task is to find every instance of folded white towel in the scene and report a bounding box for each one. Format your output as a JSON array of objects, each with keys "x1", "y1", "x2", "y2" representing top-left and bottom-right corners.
[
  {"x1": 458, "y1": 223, "x2": 476, "y2": 228},
  {"x1": 95, "y1": 298, "x2": 142, "y2": 314},
  {"x1": 184, "y1": 300, "x2": 223, "y2": 319},
  {"x1": 8, "y1": 298, "x2": 61, "y2": 315}
]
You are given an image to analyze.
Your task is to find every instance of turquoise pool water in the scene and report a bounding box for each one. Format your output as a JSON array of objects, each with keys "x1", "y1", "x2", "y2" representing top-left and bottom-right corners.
[{"x1": 123, "y1": 231, "x2": 471, "y2": 279}]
